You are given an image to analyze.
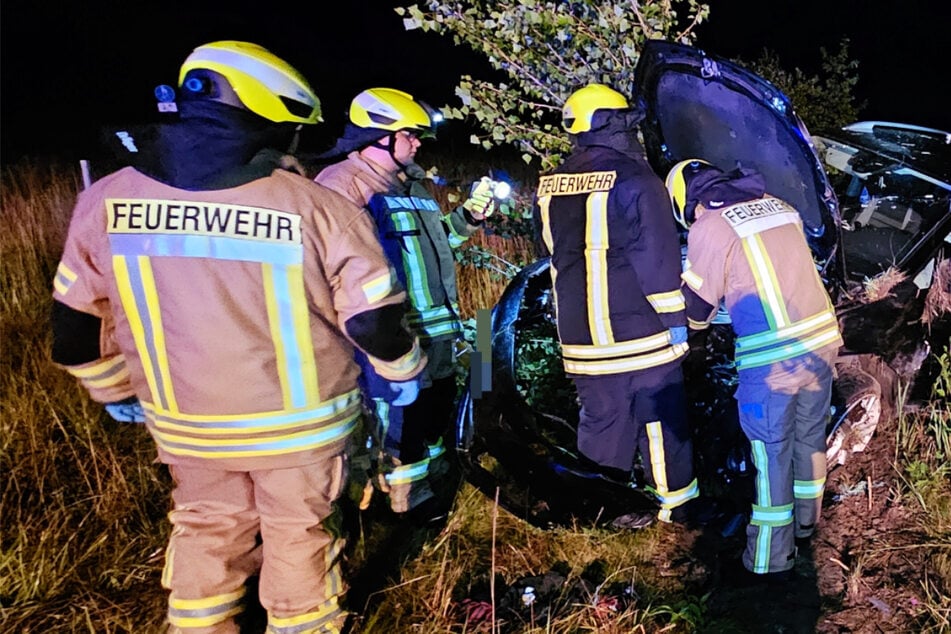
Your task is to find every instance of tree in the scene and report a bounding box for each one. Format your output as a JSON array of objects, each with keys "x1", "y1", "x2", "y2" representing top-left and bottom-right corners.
[
  {"x1": 747, "y1": 39, "x2": 864, "y2": 135},
  {"x1": 398, "y1": 2, "x2": 863, "y2": 169},
  {"x1": 397, "y1": 1, "x2": 710, "y2": 169}
]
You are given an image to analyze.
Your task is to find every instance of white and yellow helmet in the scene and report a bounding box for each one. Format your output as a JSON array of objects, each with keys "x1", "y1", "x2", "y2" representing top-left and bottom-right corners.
[
  {"x1": 562, "y1": 83, "x2": 629, "y2": 134},
  {"x1": 349, "y1": 87, "x2": 437, "y2": 136},
  {"x1": 178, "y1": 40, "x2": 321, "y2": 125},
  {"x1": 665, "y1": 158, "x2": 717, "y2": 229}
]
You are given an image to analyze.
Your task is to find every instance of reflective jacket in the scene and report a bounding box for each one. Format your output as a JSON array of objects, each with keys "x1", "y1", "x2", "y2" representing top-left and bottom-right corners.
[
  {"x1": 316, "y1": 152, "x2": 478, "y2": 342},
  {"x1": 682, "y1": 194, "x2": 843, "y2": 372},
  {"x1": 534, "y1": 143, "x2": 688, "y2": 377},
  {"x1": 52, "y1": 166, "x2": 424, "y2": 471}
]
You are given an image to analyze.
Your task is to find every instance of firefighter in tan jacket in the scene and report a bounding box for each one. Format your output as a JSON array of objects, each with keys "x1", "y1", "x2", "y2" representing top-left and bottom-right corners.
[
  {"x1": 51, "y1": 41, "x2": 425, "y2": 634},
  {"x1": 666, "y1": 159, "x2": 842, "y2": 584}
]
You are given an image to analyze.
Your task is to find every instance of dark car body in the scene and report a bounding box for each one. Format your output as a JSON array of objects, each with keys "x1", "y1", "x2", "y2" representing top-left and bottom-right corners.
[{"x1": 455, "y1": 41, "x2": 950, "y2": 530}]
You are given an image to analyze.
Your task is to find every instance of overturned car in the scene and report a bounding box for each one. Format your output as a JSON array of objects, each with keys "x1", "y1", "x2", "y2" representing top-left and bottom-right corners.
[{"x1": 454, "y1": 40, "x2": 951, "y2": 529}]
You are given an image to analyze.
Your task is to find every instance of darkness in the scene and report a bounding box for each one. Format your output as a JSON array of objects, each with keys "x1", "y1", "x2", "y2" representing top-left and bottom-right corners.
[{"x1": 2, "y1": 0, "x2": 948, "y2": 163}]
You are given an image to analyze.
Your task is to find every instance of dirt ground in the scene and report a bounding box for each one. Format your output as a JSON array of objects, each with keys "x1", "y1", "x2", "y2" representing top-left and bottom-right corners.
[{"x1": 661, "y1": 407, "x2": 938, "y2": 633}]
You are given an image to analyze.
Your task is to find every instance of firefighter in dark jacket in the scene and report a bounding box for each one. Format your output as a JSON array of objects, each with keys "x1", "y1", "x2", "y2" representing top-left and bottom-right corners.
[
  {"x1": 51, "y1": 41, "x2": 425, "y2": 633},
  {"x1": 666, "y1": 159, "x2": 842, "y2": 582},
  {"x1": 533, "y1": 84, "x2": 699, "y2": 527}
]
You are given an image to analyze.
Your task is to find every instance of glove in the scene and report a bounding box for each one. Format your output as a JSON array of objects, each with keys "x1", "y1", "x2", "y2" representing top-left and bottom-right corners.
[
  {"x1": 462, "y1": 177, "x2": 497, "y2": 221},
  {"x1": 104, "y1": 396, "x2": 145, "y2": 423},
  {"x1": 668, "y1": 326, "x2": 688, "y2": 345},
  {"x1": 389, "y1": 378, "x2": 421, "y2": 406}
]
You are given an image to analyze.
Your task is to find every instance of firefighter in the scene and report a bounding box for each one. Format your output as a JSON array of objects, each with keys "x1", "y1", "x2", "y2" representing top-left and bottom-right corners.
[
  {"x1": 51, "y1": 41, "x2": 426, "y2": 633},
  {"x1": 666, "y1": 159, "x2": 843, "y2": 582},
  {"x1": 533, "y1": 83, "x2": 700, "y2": 528},
  {"x1": 314, "y1": 87, "x2": 497, "y2": 517}
]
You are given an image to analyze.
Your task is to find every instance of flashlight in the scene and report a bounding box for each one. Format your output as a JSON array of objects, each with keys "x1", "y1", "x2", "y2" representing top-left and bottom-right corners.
[{"x1": 491, "y1": 180, "x2": 512, "y2": 200}]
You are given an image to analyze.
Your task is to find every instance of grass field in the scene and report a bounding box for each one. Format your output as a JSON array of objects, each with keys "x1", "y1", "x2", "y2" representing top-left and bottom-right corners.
[{"x1": 1, "y1": 159, "x2": 948, "y2": 633}]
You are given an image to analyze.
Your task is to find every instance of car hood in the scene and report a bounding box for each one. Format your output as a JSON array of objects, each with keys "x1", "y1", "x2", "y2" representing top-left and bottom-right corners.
[{"x1": 633, "y1": 39, "x2": 841, "y2": 273}]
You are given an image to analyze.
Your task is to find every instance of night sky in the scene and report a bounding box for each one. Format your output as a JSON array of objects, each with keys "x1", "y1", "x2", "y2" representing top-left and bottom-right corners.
[{"x1": 2, "y1": 0, "x2": 948, "y2": 162}]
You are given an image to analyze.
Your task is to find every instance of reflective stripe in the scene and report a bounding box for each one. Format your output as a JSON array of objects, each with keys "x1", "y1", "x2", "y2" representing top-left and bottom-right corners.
[
  {"x1": 369, "y1": 342, "x2": 424, "y2": 380},
  {"x1": 562, "y1": 342, "x2": 687, "y2": 375},
  {"x1": 53, "y1": 262, "x2": 78, "y2": 295},
  {"x1": 538, "y1": 196, "x2": 554, "y2": 255},
  {"x1": 168, "y1": 588, "x2": 245, "y2": 628},
  {"x1": 741, "y1": 233, "x2": 789, "y2": 330},
  {"x1": 736, "y1": 310, "x2": 837, "y2": 351},
  {"x1": 391, "y1": 212, "x2": 433, "y2": 309},
  {"x1": 793, "y1": 478, "x2": 826, "y2": 499},
  {"x1": 584, "y1": 191, "x2": 613, "y2": 345},
  {"x1": 385, "y1": 458, "x2": 430, "y2": 485},
  {"x1": 65, "y1": 355, "x2": 129, "y2": 389},
  {"x1": 109, "y1": 233, "x2": 303, "y2": 265},
  {"x1": 428, "y1": 437, "x2": 446, "y2": 460},
  {"x1": 646, "y1": 421, "x2": 668, "y2": 495},
  {"x1": 646, "y1": 289, "x2": 686, "y2": 314},
  {"x1": 681, "y1": 268, "x2": 704, "y2": 291},
  {"x1": 266, "y1": 600, "x2": 343, "y2": 634},
  {"x1": 750, "y1": 440, "x2": 772, "y2": 573},
  {"x1": 263, "y1": 261, "x2": 319, "y2": 409},
  {"x1": 361, "y1": 270, "x2": 395, "y2": 304},
  {"x1": 751, "y1": 503, "x2": 795, "y2": 526},
  {"x1": 444, "y1": 213, "x2": 468, "y2": 248},
  {"x1": 561, "y1": 331, "x2": 670, "y2": 359},
  {"x1": 736, "y1": 326, "x2": 842, "y2": 370},
  {"x1": 114, "y1": 256, "x2": 175, "y2": 412}
]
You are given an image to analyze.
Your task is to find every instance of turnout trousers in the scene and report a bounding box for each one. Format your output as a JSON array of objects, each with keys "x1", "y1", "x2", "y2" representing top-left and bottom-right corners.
[
  {"x1": 736, "y1": 351, "x2": 835, "y2": 574},
  {"x1": 163, "y1": 456, "x2": 348, "y2": 634},
  {"x1": 572, "y1": 362, "x2": 699, "y2": 521}
]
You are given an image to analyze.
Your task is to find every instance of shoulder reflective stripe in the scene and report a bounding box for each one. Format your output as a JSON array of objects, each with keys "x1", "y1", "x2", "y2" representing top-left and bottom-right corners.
[
  {"x1": 150, "y1": 413, "x2": 359, "y2": 459},
  {"x1": 562, "y1": 342, "x2": 687, "y2": 375},
  {"x1": 585, "y1": 190, "x2": 614, "y2": 345},
  {"x1": 736, "y1": 310, "x2": 837, "y2": 351},
  {"x1": 54, "y1": 262, "x2": 78, "y2": 295},
  {"x1": 114, "y1": 255, "x2": 175, "y2": 412},
  {"x1": 736, "y1": 326, "x2": 842, "y2": 370},
  {"x1": 646, "y1": 289, "x2": 686, "y2": 313},
  {"x1": 561, "y1": 331, "x2": 669, "y2": 358},
  {"x1": 109, "y1": 233, "x2": 303, "y2": 265},
  {"x1": 741, "y1": 234, "x2": 788, "y2": 329}
]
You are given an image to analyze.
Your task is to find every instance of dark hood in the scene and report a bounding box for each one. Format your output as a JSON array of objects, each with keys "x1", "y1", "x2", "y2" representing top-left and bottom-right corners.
[
  {"x1": 105, "y1": 101, "x2": 301, "y2": 190},
  {"x1": 313, "y1": 123, "x2": 389, "y2": 161},
  {"x1": 572, "y1": 106, "x2": 647, "y2": 160},
  {"x1": 689, "y1": 166, "x2": 767, "y2": 212}
]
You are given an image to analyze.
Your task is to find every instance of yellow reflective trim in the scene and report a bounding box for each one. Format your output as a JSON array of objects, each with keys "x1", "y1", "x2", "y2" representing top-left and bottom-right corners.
[
  {"x1": 646, "y1": 289, "x2": 686, "y2": 313},
  {"x1": 143, "y1": 390, "x2": 359, "y2": 424},
  {"x1": 646, "y1": 421, "x2": 668, "y2": 493},
  {"x1": 171, "y1": 611, "x2": 243, "y2": 629},
  {"x1": 562, "y1": 342, "x2": 687, "y2": 375},
  {"x1": 688, "y1": 317, "x2": 711, "y2": 329},
  {"x1": 57, "y1": 261, "x2": 78, "y2": 282},
  {"x1": 287, "y1": 264, "x2": 319, "y2": 406},
  {"x1": 113, "y1": 256, "x2": 162, "y2": 405},
  {"x1": 169, "y1": 588, "x2": 246, "y2": 611},
  {"x1": 538, "y1": 196, "x2": 554, "y2": 257},
  {"x1": 370, "y1": 341, "x2": 423, "y2": 380},
  {"x1": 268, "y1": 600, "x2": 339, "y2": 627},
  {"x1": 742, "y1": 235, "x2": 788, "y2": 329},
  {"x1": 137, "y1": 257, "x2": 178, "y2": 413},
  {"x1": 561, "y1": 331, "x2": 669, "y2": 358},
  {"x1": 681, "y1": 269, "x2": 704, "y2": 290},
  {"x1": 82, "y1": 366, "x2": 131, "y2": 389},
  {"x1": 66, "y1": 355, "x2": 124, "y2": 379},
  {"x1": 361, "y1": 271, "x2": 395, "y2": 304},
  {"x1": 263, "y1": 263, "x2": 293, "y2": 408},
  {"x1": 585, "y1": 191, "x2": 613, "y2": 345}
]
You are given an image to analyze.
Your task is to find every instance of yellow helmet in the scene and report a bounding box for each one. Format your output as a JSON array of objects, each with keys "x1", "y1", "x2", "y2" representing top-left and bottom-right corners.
[
  {"x1": 178, "y1": 40, "x2": 321, "y2": 125},
  {"x1": 665, "y1": 159, "x2": 717, "y2": 229},
  {"x1": 562, "y1": 84, "x2": 629, "y2": 134},
  {"x1": 349, "y1": 87, "x2": 436, "y2": 135}
]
